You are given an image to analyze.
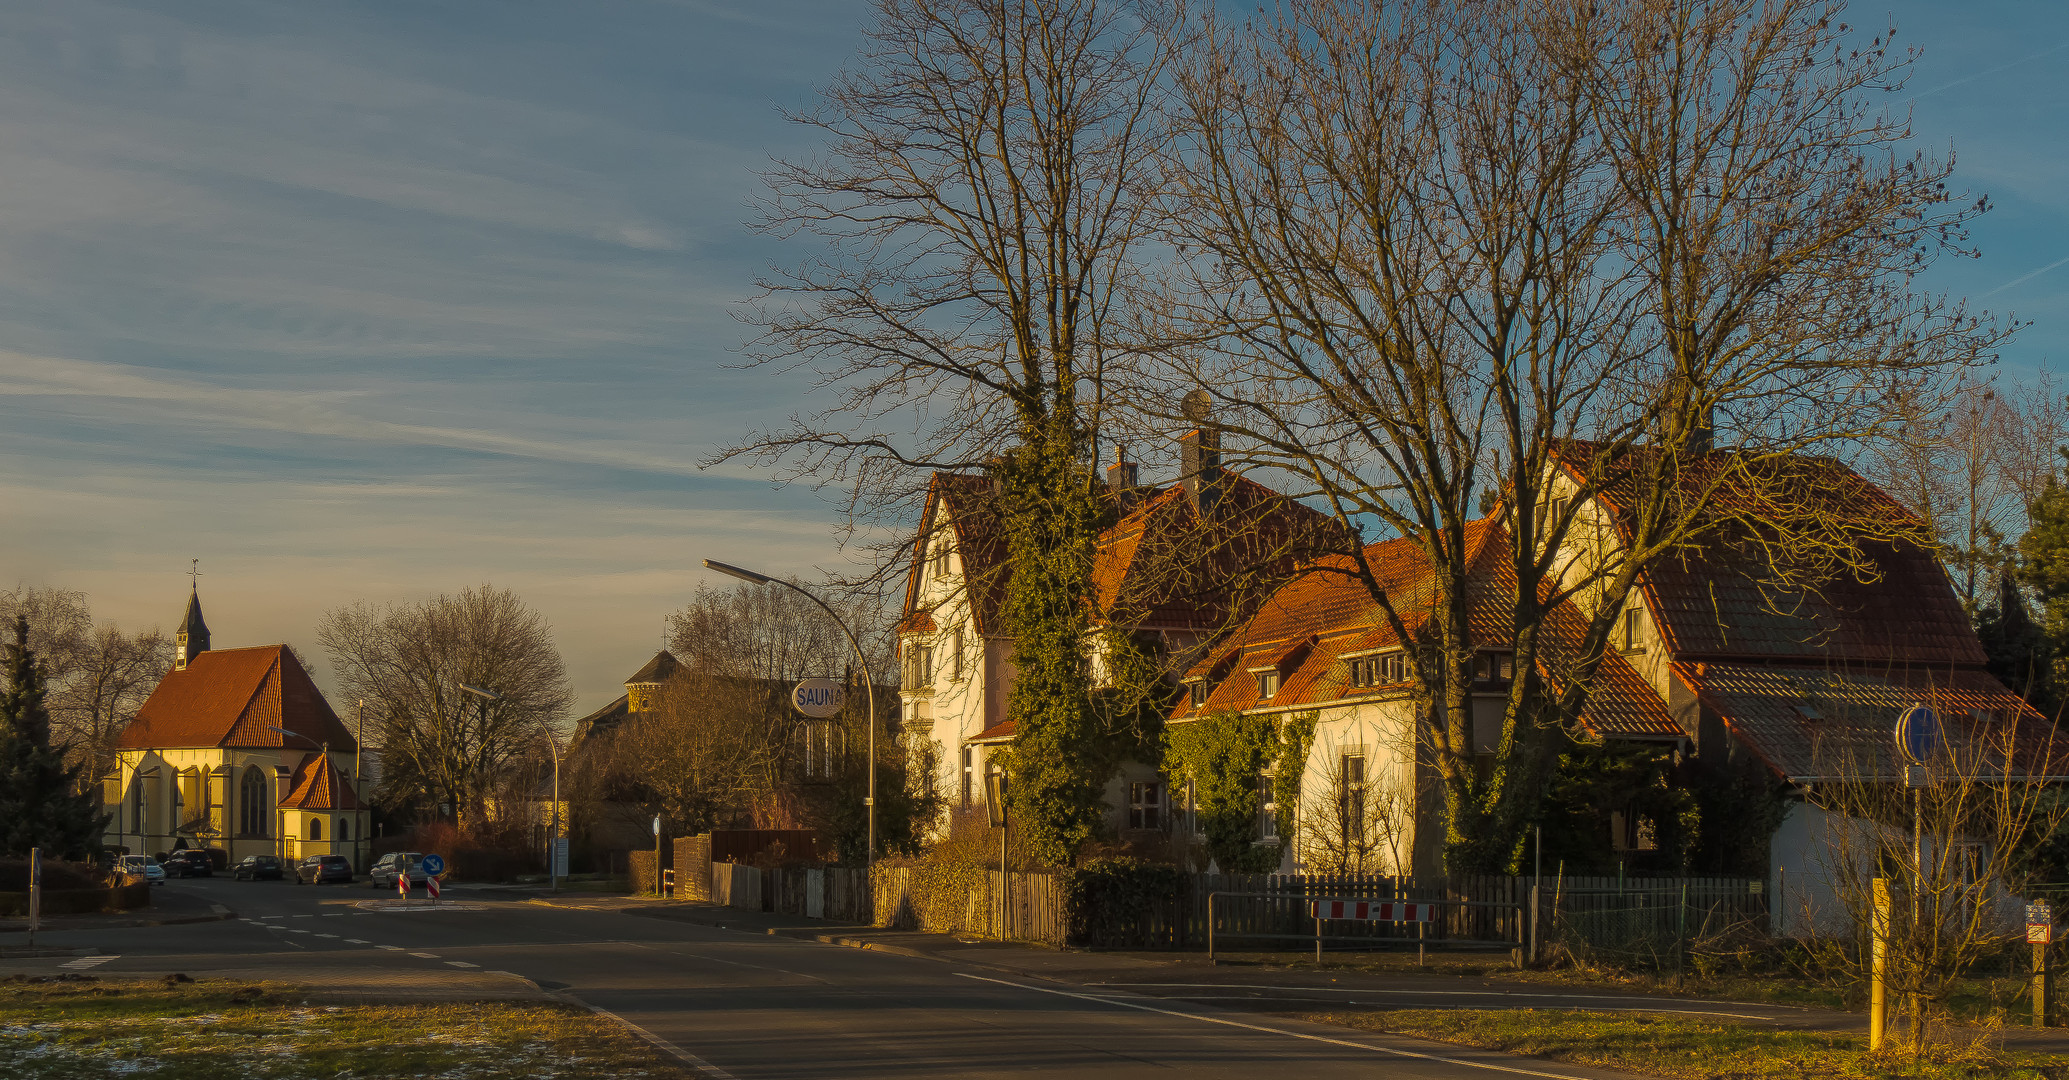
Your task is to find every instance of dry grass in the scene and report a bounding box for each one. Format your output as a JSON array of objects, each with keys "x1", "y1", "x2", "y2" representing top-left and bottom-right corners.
[
  {"x1": 0, "y1": 977, "x2": 690, "y2": 1079},
  {"x1": 1302, "y1": 1008, "x2": 2067, "y2": 1080}
]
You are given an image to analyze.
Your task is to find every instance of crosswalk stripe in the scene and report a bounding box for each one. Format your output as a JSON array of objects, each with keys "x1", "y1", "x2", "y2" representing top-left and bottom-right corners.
[
  {"x1": 409, "y1": 952, "x2": 439, "y2": 959},
  {"x1": 59, "y1": 956, "x2": 116, "y2": 970},
  {"x1": 445, "y1": 961, "x2": 479, "y2": 968}
]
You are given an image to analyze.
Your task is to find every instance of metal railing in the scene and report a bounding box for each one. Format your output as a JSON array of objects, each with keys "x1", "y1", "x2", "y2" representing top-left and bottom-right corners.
[{"x1": 1206, "y1": 890, "x2": 1528, "y2": 966}]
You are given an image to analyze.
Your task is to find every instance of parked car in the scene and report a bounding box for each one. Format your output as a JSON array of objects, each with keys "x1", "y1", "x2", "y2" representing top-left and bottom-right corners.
[
  {"x1": 161, "y1": 850, "x2": 213, "y2": 878},
  {"x1": 367, "y1": 852, "x2": 427, "y2": 889},
  {"x1": 232, "y1": 854, "x2": 284, "y2": 881},
  {"x1": 119, "y1": 855, "x2": 166, "y2": 886},
  {"x1": 295, "y1": 854, "x2": 354, "y2": 885}
]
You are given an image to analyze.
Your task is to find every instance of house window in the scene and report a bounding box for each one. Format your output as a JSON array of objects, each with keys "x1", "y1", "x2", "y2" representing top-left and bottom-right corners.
[
  {"x1": 1129, "y1": 781, "x2": 1163, "y2": 830},
  {"x1": 1257, "y1": 774, "x2": 1278, "y2": 841},
  {"x1": 1339, "y1": 753, "x2": 1367, "y2": 845},
  {"x1": 1610, "y1": 808, "x2": 1657, "y2": 852},
  {"x1": 1182, "y1": 779, "x2": 1197, "y2": 835},
  {"x1": 1255, "y1": 671, "x2": 1280, "y2": 699},
  {"x1": 308, "y1": 817, "x2": 323, "y2": 842},
  {"x1": 950, "y1": 629, "x2": 964, "y2": 681},
  {"x1": 340, "y1": 818, "x2": 351, "y2": 843},
  {"x1": 131, "y1": 777, "x2": 147, "y2": 835},
  {"x1": 1187, "y1": 679, "x2": 1209, "y2": 706},
  {"x1": 961, "y1": 746, "x2": 974, "y2": 806},
  {"x1": 1544, "y1": 496, "x2": 1570, "y2": 537},
  {"x1": 932, "y1": 543, "x2": 951, "y2": 581},
  {"x1": 906, "y1": 644, "x2": 936, "y2": 688},
  {"x1": 1621, "y1": 607, "x2": 1648, "y2": 652},
  {"x1": 239, "y1": 767, "x2": 268, "y2": 837},
  {"x1": 1477, "y1": 653, "x2": 1514, "y2": 681}
]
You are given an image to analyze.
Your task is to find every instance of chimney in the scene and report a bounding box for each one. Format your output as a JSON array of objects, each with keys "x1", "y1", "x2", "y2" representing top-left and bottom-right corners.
[
  {"x1": 1178, "y1": 390, "x2": 1221, "y2": 514},
  {"x1": 1106, "y1": 444, "x2": 1139, "y2": 490}
]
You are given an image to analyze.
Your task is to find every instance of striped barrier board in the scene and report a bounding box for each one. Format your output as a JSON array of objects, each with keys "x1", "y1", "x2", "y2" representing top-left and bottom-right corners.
[{"x1": 1310, "y1": 900, "x2": 1434, "y2": 922}]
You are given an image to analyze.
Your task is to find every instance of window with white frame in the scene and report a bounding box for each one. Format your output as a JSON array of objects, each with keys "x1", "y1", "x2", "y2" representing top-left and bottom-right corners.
[
  {"x1": 1128, "y1": 781, "x2": 1163, "y2": 830},
  {"x1": 931, "y1": 542, "x2": 951, "y2": 582},
  {"x1": 960, "y1": 746, "x2": 974, "y2": 806},
  {"x1": 1187, "y1": 679, "x2": 1209, "y2": 706},
  {"x1": 1338, "y1": 752, "x2": 1366, "y2": 845},
  {"x1": 950, "y1": 629, "x2": 964, "y2": 681},
  {"x1": 1257, "y1": 773, "x2": 1278, "y2": 841},
  {"x1": 1255, "y1": 670, "x2": 1280, "y2": 699},
  {"x1": 1621, "y1": 606, "x2": 1648, "y2": 652}
]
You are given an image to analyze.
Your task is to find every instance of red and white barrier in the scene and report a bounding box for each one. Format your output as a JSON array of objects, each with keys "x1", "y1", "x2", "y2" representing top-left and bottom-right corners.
[
  {"x1": 1310, "y1": 900, "x2": 1433, "y2": 922},
  {"x1": 426, "y1": 875, "x2": 441, "y2": 901}
]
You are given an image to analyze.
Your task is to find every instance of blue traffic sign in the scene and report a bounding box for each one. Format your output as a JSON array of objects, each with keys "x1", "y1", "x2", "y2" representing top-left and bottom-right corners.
[
  {"x1": 1895, "y1": 705, "x2": 1942, "y2": 766},
  {"x1": 419, "y1": 853, "x2": 447, "y2": 876}
]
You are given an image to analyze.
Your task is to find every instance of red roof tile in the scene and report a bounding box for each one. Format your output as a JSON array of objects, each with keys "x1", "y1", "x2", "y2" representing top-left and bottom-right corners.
[
  {"x1": 278, "y1": 751, "x2": 366, "y2": 811},
  {"x1": 1676, "y1": 660, "x2": 2067, "y2": 782},
  {"x1": 115, "y1": 645, "x2": 358, "y2": 753}
]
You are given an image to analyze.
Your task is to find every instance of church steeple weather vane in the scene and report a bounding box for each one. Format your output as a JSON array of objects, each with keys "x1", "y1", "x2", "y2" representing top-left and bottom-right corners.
[{"x1": 175, "y1": 559, "x2": 211, "y2": 670}]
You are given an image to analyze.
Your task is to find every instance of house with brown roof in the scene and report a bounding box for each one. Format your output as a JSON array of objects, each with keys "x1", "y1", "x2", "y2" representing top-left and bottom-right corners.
[
  {"x1": 898, "y1": 411, "x2": 1334, "y2": 836},
  {"x1": 1169, "y1": 447, "x2": 2063, "y2": 922},
  {"x1": 102, "y1": 588, "x2": 369, "y2": 870}
]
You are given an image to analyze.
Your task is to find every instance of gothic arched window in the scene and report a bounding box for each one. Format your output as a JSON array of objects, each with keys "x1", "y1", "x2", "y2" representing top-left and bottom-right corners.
[
  {"x1": 239, "y1": 767, "x2": 268, "y2": 837},
  {"x1": 308, "y1": 817, "x2": 322, "y2": 842}
]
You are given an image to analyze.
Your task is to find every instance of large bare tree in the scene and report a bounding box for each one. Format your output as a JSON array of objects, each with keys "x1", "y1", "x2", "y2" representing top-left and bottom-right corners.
[
  {"x1": 719, "y1": 0, "x2": 1176, "y2": 863},
  {"x1": 319, "y1": 585, "x2": 572, "y2": 824},
  {"x1": 1158, "y1": 0, "x2": 2006, "y2": 870}
]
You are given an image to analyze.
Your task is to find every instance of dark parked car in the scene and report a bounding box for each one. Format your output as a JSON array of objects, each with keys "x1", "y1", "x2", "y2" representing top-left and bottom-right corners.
[
  {"x1": 367, "y1": 852, "x2": 427, "y2": 889},
  {"x1": 295, "y1": 854, "x2": 354, "y2": 885},
  {"x1": 232, "y1": 854, "x2": 284, "y2": 881},
  {"x1": 161, "y1": 850, "x2": 213, "y2": 878}
]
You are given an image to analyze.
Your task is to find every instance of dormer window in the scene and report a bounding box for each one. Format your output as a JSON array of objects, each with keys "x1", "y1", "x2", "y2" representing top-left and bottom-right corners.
[
  {"x1": 1475, "y1": 652, "x2": 1515, "y2": 682},
  {"x1": 1348, "y1": 651, "x2": 1408, "y2": 688},
  {"x1": 1186, "y1": 679, "x2": 1209, "y2": 707},
  {"x1": 1255, "y1": 670, "x2": 1281, "y2": 699}
]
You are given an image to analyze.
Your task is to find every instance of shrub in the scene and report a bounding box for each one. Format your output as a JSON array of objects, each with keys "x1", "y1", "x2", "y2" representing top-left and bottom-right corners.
[{"x1": 1058, "y1": 857, "x2": 1191, "y2": 949}]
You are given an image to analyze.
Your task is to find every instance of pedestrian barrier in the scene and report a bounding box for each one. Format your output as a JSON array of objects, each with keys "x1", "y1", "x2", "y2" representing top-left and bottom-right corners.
[{"x1": 1208, "y1": 890, "x2": 1526, "y2": 965}]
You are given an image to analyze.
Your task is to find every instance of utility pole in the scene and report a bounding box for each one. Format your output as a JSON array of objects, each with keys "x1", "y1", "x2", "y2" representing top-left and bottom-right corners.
[{"x1": 356, "y1": 699, "x2": 366, "y2": 876}]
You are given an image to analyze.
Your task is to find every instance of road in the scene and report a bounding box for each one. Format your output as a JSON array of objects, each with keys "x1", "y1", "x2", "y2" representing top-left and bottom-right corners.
[{"x1": 5, "y1": 877, "x2": 1651, "y2": 1080}]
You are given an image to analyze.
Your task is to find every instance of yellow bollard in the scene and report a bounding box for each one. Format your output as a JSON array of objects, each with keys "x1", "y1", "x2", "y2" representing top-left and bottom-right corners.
[{"x1": 1870, "y1": 878, "x2": 1891, "y2": 1051}]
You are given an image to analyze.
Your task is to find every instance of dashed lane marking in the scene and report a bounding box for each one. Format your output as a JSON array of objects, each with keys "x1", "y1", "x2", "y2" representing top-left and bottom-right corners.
[
  {"x1": 409, "y1": 952, "x2": 439, "y2": 959},
  {"x1": 59, "y1": 956, "x2": 116, "y2": 970},
  {"x1": 445, "y1": 961, "x2": 479, "y2": 968},
  {"x1": 292, "y1": 914, "x2": 313, "y2": 918},
  {"x1": 313, "y1": 934, "x2": 338, "y2": 939},
  {"x1": 376, "y1": 945, "x2": 403, "y2": 951},
  {"x1": 345, "y1": 939, "x2": 368, "y2": 944}
]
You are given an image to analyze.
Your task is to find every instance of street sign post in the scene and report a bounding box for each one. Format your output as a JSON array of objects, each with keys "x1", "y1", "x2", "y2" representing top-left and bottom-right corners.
[
  {"x1": 1895, "y1": 704, "x2": 1942, "y2": 767},
  {"x1": 792, "y1": 678, "x2": 845, "y2": 719},
  {"x1": 552, "y1": 837, "x2": 569, "y2": 878},
  {"x1": 2033, "y1": 900, "x2": 2057, "y2": 1028}
]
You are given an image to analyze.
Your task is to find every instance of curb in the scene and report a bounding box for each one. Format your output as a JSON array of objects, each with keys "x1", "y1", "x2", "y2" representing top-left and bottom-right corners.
[{"x1": 0, "y1": 911, "x2": 236, "y2": 934}]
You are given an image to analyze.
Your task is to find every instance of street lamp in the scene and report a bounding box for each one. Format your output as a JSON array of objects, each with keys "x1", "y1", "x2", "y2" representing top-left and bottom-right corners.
[{"x1": 702, "y1": 559, "x2": 880, "y2": 876}]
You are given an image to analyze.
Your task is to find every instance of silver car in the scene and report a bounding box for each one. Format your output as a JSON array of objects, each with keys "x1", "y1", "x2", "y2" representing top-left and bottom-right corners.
[
  {"x1": 367, "y1": 852, "x2": 427, "y2": 889},
  {"x1": 120, "y1": 855, "x2": 166, "y2": 886}
]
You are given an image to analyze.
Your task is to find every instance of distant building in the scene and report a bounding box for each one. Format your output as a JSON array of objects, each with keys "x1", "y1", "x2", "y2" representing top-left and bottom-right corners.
[{"x1": 101, "y1": 587, "x2": 369, "y2": 869}]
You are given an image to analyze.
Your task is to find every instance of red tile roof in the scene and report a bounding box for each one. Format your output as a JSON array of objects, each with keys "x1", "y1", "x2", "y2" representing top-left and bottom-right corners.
[
  {"x1": 1172, "y1": 520, "x2": 1681, "y2": 738},
  {"x1": 901, "y1": 470, "x2": 1336, "y2": 640},
  {"x1": 1676, "y1": 660, "x2": 2068, "y2": 782},
  {"x1": 278, "y1": 751, "x2": 366, "y2": 811},
  {"x1": 115, "y1": 645, "x2": 358, "y2": 753},
  {"x1": 1549, "y1": 444, "x2": 1970, "y2": 666}
]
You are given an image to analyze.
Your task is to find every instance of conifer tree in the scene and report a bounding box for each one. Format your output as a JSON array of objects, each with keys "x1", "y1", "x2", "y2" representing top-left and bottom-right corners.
[
  {"x1": 2016, "y1": 472, "x2": 2069, "y2": 724},
  {"x1": 0, "y1": 615, "x2": 107, "y2": 858},
  {"x1": 1976, "y1": 569, "x2": 2053, "y2": 719}
]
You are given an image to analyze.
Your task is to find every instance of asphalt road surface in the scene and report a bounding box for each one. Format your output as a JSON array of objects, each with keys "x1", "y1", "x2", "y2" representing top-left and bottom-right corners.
[{"x1": 9, "y1": 877, "x2": 1652, "y2": 1080}]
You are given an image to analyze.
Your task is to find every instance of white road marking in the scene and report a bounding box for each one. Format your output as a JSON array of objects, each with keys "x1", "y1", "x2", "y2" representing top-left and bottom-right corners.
[
  {"x1": 292, "y1": 914, "x2": 313, "y2": 918},
  {"x1": 345, "y1": 939, "x2": 369, "y2": 944},
  {"x1": 208, "y1": 904, "x2": 230, "y2": 915},
  {"x1": 376, "y1": 945, "x2": 404, "y2": 951},
  {"x1": 325, "y1": 913, "x2": 346, "y2": 917},
  {"x1": 956, "y1": 973, "x2": 1595, "y2": 1080},
  {"x1": 409, "y1": 952, "x2": 439, "y2": 959},
  {"x1": 313, "y1": 934, "x2": 339, "y2": 939},
  {"x1": 1094, "y1": 983, "x2": 1806, "y2": 1011},
  {"x1": 562, "y1": 996, "x2": 739, "y2": 1079},
  {"x1": 445, "y1": 961, "x2": 479, "y2": 968},
  {"x1": 59, "y1": 956, "x2": 116, "y2": 970}
]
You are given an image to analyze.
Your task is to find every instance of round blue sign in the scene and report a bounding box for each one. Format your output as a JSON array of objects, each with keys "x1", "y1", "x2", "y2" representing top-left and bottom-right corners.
[
  {"x1": 419, "y1": 853, "x2": 447, "y2": 876},
  {"x1": 1895, "y1": 704, "x2": 1941, "y2": 766}
]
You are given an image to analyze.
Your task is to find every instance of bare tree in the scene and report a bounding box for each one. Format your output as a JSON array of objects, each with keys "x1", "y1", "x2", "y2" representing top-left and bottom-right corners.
[
  {"x1": 1804, "y1": 709, "x2": 2066, "y2": 1049},
  {"x1": 319, "y1": 585, "x2": 572, "y2": 824},
  {"x1": 0, "y1": 587, "x2": 171, "y2": 788},
  {"x1": 719, "y1": 0, "x2": 1179, "y2": 864},
  {"x1": 668, "y1": 579, "x2": 892, "y2": 684},
  {"x1": 1156, "y1": 0, "x2": 2005, "y2": 871},
  {"x1": 1298, "y1": 742, "x2": 1415, "y2": 876}
]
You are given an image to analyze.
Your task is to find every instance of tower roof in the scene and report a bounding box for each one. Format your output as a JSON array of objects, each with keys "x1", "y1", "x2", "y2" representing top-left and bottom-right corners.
[
  {"x1": 179, "y1": 588, "x2": 209, "y2": 640},
  {"x1": 625, "y1": 650, "x2": 681, "y2": 685}
]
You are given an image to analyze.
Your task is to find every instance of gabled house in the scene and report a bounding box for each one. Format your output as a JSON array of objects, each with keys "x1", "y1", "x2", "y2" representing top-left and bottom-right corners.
[
  {"x1": 898, "y1": 416, "x2": 1335, "y2": 835},
  {"x1": 1169, "y1": 447, "x2": 2064, "y2": 907},
  {"x1": 103, "y1": 587, "x2": 369, "y2": 869}
]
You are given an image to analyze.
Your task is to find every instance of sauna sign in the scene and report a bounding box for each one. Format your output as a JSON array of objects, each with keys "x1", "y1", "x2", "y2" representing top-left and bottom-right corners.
[{"x1": 792, "y1": 679, "x2": 845, "y2": 719}]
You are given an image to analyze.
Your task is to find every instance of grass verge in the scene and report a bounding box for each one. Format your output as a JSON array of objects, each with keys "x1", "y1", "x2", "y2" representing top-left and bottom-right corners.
[
  {"x1": 1, "y1": 977, "x2": 690, "y2": 1079},
  {"x1": 1299, "y1": 1008, "x2": 2066, "y2": 1080}
]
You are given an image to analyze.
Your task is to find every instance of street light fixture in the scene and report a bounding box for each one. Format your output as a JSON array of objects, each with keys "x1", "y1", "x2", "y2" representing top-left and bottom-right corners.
[{"x1": 703, "y1": 559, "x2": 880, "y2": 877}]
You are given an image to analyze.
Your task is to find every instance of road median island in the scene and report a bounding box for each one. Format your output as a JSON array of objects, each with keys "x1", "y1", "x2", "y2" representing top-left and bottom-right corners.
[
  {"x1": 1, "y1": 975, "x2": 699, "y2": 1080},
  {"x1": 1296, "y1": 1008, "x2": 2066, "y2": 1080}
]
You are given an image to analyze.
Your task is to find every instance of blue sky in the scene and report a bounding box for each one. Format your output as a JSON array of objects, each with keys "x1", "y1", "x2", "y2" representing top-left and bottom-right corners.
[{"x1": 1, "y1": 0, "x2": 2064, "y2": 714}]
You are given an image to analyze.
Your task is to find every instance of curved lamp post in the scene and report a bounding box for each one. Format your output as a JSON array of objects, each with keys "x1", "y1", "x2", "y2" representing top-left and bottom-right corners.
[
  {"x1": 702, "y1": 559, "x2": 879, "y2": 875},
  {"x1": 463, "y1": 683, "x2": 565, "y2": 892}
]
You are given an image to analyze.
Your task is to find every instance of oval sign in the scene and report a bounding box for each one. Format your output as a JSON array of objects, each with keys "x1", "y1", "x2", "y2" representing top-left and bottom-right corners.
[
  {"x1": 1895, "y1": 704, "x2": 1942, "y2": 766},
  {"x1": 792, "y1": 678, "x2": 846, "y2": 719},
  {"x1": 419, "y1": 853, "x2": 446, "y2": 876}
]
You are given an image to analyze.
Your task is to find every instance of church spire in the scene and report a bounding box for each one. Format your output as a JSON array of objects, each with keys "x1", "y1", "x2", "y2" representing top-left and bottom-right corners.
[{"x1": 176, "y1": 563, "x2": 210, "y2": 670}]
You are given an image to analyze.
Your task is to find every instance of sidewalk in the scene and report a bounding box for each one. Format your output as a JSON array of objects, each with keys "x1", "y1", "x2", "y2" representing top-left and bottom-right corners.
[
  {"x1": 0, "y1": 885, "x2": 234, "y2": 938},
  {"x1": 528, "y1": 893, "x2": 2069, "y2": 1054}
]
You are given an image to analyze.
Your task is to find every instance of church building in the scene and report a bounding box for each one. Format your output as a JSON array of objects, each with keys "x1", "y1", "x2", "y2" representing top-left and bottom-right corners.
[{"x1": 101, "y1": 587, "x2": 369, "y2": 870}]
